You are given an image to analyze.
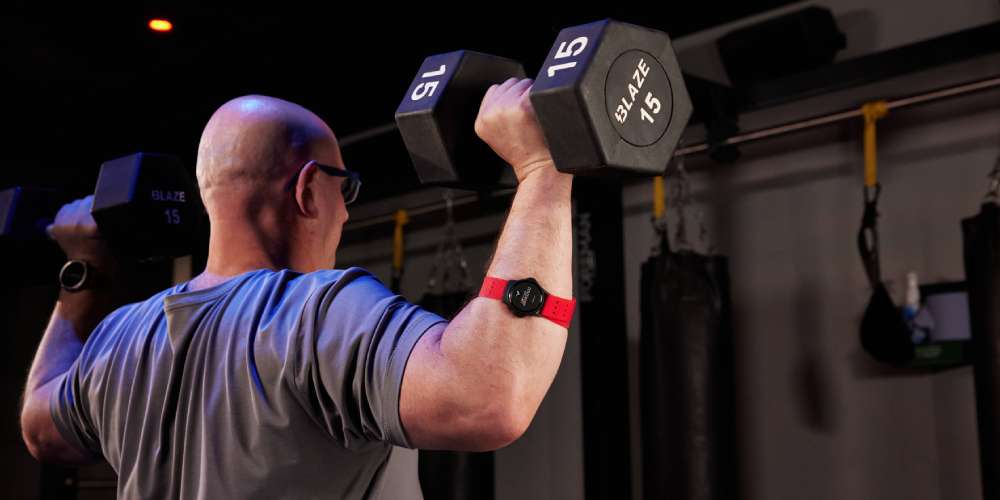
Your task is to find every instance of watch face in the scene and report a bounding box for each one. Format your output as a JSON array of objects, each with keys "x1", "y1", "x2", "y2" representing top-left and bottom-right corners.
[
  {"x1": 507, "y1": 280, "x2": 545, "y2": 314},
  {"x1": 60, "y1": 260, "x2": 88, "y2": 291}
]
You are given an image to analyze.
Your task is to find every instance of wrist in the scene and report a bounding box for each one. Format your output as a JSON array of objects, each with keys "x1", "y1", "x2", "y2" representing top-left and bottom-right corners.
[
  {"x1": 61, "y1": 256, "x2": 125, "y2": 286},
  {"x1": 59, "y1": 255, "x2": 140, "y2": 306},
  {"x1": 516, "y1": 167, "x2": 573, "y2": 202},
  {"x1": 516, "y1": 160, "x2": 570, "y2": 185}
]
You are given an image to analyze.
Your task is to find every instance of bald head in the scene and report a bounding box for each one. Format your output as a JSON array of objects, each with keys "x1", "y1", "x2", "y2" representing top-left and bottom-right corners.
[
  {"x1": 194, "y1": 95, "x2": 350, "y2": 276},
  {"x1": 196, "y1": 95, "x2": 341, "y2": 194}
]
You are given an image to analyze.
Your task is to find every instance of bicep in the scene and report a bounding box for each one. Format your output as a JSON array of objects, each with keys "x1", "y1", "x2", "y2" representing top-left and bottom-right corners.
[
  {"x1": 399, "y1": 322, "x2": 506, "y2": 451},
  {"x1": 399, "y1": 323, "x2": 462, "y2": 449}
]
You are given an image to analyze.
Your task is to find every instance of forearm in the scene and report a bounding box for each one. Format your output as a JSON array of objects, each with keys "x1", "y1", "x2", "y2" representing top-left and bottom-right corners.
[
  {"x1": 440, "y1": 166, "x2": 573, "y2": 425},
  {"x1": 25, "y1": 291, "x2": 112, "y2": 393},
  {"x1": 20, "y1": 195, "x2": 135, "y2": 462},
  {"x1": 21, "y1": 289, "x2": 120, "y2": 465}
]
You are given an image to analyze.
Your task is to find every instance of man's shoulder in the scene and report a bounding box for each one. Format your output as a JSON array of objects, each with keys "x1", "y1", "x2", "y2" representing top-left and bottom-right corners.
[
  {"x1": 219, "y1": 267, "x2": 390, "y2": 315},
  {"x1": 75, "y1": 286, "x2": 176, "y2": 368},
  {"x1": 305, "y1": 266, "x2": 377, "y2": 284},
  {"x1": 100, "y1": 286, "x2": 174, "y2": 328},
  {"x1": 266, "y1": 267, "x2": 385, "y2": 294}
]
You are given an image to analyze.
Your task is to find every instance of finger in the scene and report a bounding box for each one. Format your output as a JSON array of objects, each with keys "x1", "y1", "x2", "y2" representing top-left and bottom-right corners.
[
  {"x1": 519, "y1": 89, "x2": 537, "y2": 115},
  {"x1": 496, "y1": 77, "x2": 520, "y2": 92},
  {"x1": 78, "y1": 195, "x2": 96, "y2": 227},
  {"x1": 480, "y1": 83, "x2": 501, "y2": 113},
  {"x1": 53, "y1": 199, "x2": 77, "y2": 227},
  {"x1": 502, "y1": 79, "x2": 533, "y2": 100},
  {"x1": 483, "y1": 83, "x2": 500, "y2": 99},
  {"x1": 69, "y1": 198, "x2": 89, "y2": 227}
]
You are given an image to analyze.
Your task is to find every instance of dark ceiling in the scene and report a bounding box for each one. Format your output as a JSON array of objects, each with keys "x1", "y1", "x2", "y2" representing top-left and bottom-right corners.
[{"x1": 2, "y1": 1, "x2": 797, "y2": 202}]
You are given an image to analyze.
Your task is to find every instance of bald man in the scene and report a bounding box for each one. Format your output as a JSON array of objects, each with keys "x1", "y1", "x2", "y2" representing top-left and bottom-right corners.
[{"x1": 20, "y1": 80, "x2": 573, "y2": 499}]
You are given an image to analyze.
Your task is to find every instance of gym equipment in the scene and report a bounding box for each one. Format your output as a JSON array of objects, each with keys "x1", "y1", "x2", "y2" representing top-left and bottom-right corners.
[
  {"x1": 396, "y1": 51, "x2": 526, "y2": 189},
  {"x1": 857, "y1": 182, "x2": 915, "y2": 363},
  {"x1": 855, "y1": 102, "x2": 914, "y2": 363},
  {"x1": 419, "y1": 191, "x2": 491, "y2": 500},
  {"x1": 531, "y1": 19, "x2": 690, "y2": 175},
  {"x1": 717, "y1": 6, "x2": 846, "y2": 86},
  {"x1": 640, "y1": 164, "x2": 737, "y2": 500},
  {"x1": 0, "y1": 152, "x2": 201, "y2": 260},
  {"x1": 962, "y1": 161, "x2": 1000, "y2": 498},
  {"x1": 395, "y1": 19, "x2": 692, "y2": 188}
]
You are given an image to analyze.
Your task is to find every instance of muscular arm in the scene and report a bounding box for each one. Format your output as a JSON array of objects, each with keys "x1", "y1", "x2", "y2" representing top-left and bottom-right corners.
[
  {"x1": 20, "y1": 196, "x2": 127, "y2": 464},
  {"x1": 400, "y1": 79, "x2": 574, "y2": 451},
  {"x1": 21, "y1": 287, "x2": 118, "y2": 464}
]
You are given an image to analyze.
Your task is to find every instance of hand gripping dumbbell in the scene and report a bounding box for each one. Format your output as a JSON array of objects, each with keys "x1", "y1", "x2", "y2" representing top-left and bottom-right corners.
[
  {"x1": 395, "y1": 19, "x2": 693, "y2": 189},
  {"x1": 0, "y1": 152, "x2": 201, "y2": 260}
]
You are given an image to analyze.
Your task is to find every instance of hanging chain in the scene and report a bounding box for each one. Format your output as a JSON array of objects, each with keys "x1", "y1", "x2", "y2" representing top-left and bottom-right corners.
[
  {"x1": 426, "y1": 189, "x2": 471, "y2": 293},
  {"x1": 987, "y1": 153, "x2": 1000, "y2": 201},
  {"x1": 658, "y1": 146, "x2": 714, "y2": 255},
  {"x1": 669, "y1": 154, "x2": 692, "y2": 251}
]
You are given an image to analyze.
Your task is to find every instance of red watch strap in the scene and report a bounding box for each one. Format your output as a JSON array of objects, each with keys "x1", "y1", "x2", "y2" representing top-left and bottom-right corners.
[
  {"x1": 479, "y1": 276, "x2": 576, "y2": 328},
  {"x1": 541, "y1": 295, "x2": 576, "y2": 328},
  {"x1": 480, "y1": 276, "x2": 507, "y2": 300}
]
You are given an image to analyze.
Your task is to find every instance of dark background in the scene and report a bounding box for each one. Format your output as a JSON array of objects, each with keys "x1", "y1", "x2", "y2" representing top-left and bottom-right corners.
[
  {"x1": 1, "y1": 1, "x2": 796, "y2": 203},
  {"x1": 0, "y1": 3, "x2": 795, "y2": 497},
  {"x1": 5, "y1": 3, "x2": 1000, "y2": 499}
]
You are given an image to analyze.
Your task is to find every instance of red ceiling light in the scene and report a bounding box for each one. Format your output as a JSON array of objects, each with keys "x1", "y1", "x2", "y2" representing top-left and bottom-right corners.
[{"x1": 148, "y1": 19, "x2": 173, "y2": 32}]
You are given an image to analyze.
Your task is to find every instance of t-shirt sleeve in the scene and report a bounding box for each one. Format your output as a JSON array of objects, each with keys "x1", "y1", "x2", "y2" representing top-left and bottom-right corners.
[
  {"x1": 290, "y1": 268, "x2": 447, "y2": 450},
  {"x1": 49, "y1": 319, "x2": 114, "y2": 460},
  {"x1": 49, "y1": 361, "x2": 103, "y2": 458}
]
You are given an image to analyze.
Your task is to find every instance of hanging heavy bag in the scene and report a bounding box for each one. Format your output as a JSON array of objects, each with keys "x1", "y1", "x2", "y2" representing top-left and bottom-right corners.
[
  {"x1": 961, "y1": 163, "x2": 1000, "y2": 499},
  {"x1": 417, "y1": 191, "x2": 494, "y2": 500},
  {"x1": 640, "y1": 172, "x2": 737, "y2": 500}
]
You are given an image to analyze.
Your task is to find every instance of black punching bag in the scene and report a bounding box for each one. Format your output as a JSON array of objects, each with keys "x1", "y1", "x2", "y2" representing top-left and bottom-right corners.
[
  {"x1": 418, "y1": 291, "x2": 494, "y2": 500},
  {"x1": 962, "y1": 202, "x2": 1000, "y2": 499},
  {"x1": 640, "y1": 235, "x2": 738, "y2": 500}
]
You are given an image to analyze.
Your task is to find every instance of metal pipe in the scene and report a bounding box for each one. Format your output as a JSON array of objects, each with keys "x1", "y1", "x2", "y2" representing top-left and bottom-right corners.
[
  {"x1": 346, "y1": 74, "x2": 1000, "y2": 230},
  {"x1": 346, "y1": 189, "x2": 515, "y2": 231},
  {"x1": 676, "y1": 75, "x2": 1000, "y2": 156}
]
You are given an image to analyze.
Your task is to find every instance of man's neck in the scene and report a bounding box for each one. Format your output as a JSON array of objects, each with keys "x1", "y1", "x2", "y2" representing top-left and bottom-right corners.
[
  {"x1": 191, "y1": 233, "x2": 330, "y2": 292},
  {"x1": 190, "y1": 225, "x2": 285, "y2": 291}
]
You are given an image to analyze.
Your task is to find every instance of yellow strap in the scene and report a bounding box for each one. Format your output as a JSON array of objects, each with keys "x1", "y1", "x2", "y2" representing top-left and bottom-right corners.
[
  {"x1": 862, "y1": 101, "x2": 889, "y2": 188},
  {"x1": 653, "y1": 176, "x2": 665, "y2": 219},
  {"x1": 392, "y1": 209, "x2": 409, "y2": 272}
]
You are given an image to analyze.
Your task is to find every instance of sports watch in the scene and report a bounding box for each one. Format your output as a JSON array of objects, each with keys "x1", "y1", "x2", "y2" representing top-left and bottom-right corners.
[
  {"x1": 59, "y1": 260, "x2": 93, "y2": 291},
  {"x1": 479, "y1": 276, "x2": 576, "y2": 328}
]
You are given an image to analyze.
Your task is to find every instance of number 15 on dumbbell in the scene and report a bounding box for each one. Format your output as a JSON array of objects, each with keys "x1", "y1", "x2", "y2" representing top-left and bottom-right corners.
[{"x1": 395, "y1": 19, "x2": 693, "y2": 189}]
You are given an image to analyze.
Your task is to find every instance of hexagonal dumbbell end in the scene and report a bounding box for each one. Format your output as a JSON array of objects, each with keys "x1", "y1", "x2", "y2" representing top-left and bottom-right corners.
[
  {"x1": 530, "y1": 19, "x2": 693, "y2": 176},
  {"x1": 91, "y1": 152, "x2": 201, "y2": 259},
  {"x1": 396, "y1": 50, "x2": 526, "y2": 189}
]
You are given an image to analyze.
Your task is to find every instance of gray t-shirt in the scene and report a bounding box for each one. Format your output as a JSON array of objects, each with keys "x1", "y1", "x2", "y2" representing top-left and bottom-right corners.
[{"x1": 50, "y1": 267, "x2": 446, "y2": 499}]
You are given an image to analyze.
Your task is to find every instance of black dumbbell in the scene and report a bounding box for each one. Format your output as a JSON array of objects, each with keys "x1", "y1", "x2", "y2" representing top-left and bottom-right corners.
[
  {"x1": 0, "y1": 152, "x2": 201, "y2": 260},
  {"x1": 395, "y1": 51, "x2": 526, "y2": 189},
  {"x1": 395, "y1": 19, "x2": 693, "y2": 188}
]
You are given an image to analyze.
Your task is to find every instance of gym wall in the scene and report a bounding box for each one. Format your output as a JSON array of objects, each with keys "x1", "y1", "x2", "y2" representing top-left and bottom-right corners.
[{"x1": 336, "y1": 1, "x2": 1000, "y2": 499}]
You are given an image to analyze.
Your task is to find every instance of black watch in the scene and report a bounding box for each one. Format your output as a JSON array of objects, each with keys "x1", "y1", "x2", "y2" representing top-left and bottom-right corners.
[
  {"x1": 503, "y1": 278, "x2": 548, "y2": 317},
  {"x1": 59, "y1": 260, "x2": 92, "y2": 291}
]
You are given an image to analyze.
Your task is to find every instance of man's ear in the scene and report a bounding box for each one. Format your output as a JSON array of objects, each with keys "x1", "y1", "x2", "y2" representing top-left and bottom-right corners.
[{"x1": 294, "y1": 161, "x2": 320, "y2": 218}]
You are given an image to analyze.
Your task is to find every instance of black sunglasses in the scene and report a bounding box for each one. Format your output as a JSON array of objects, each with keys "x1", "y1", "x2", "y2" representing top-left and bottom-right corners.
[{"x1": 286, "y1": 160, "x2": 362, "y2": 205}]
